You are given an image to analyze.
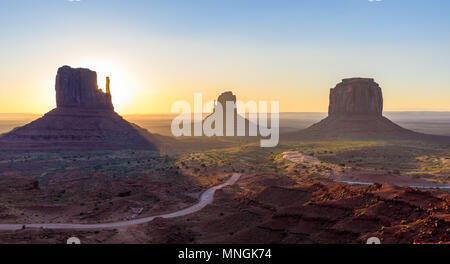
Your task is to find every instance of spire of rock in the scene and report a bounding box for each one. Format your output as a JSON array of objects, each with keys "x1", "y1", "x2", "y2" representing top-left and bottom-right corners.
[{"x1": 106, "y1": 76, "x2": 111, "y2": 95}]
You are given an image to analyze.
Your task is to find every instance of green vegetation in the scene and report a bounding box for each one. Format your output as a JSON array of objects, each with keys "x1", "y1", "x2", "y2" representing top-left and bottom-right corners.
[{"x1": 177, "y1": 139, "x2": 449, "y2": 185}]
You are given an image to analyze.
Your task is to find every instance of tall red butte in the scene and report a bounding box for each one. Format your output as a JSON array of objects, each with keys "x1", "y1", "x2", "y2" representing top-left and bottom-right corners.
[
  {"x1": 287, "y1": 78, "x2": 449, "y2": 141},
  {"x1": 0, "y1": 66, "x2": 162, "y2": 151}
]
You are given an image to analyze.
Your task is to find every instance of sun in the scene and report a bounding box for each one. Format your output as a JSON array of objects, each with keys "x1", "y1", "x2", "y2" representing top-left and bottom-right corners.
[{"x1": 73, "y1": 60, "x2": 135, "y2": 113}]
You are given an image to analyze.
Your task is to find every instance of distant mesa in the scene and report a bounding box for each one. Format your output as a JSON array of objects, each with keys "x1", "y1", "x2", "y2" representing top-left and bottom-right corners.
[
  {"x1": 0, "y1": 66, "x2": 163, "y2": 151},
  {"x1": 288, "y1": 78, "x2": 447, "y2": 140}
]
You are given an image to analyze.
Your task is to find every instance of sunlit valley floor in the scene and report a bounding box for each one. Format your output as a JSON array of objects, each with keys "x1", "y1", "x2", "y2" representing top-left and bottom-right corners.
[{"x1": 0, "y1": 114, "x2": 448, "y2": 244}]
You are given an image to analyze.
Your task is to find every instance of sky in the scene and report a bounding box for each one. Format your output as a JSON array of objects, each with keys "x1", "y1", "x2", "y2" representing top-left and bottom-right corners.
[{"x1": 0, "y1": 0, "x2": 449, "y2": 114}]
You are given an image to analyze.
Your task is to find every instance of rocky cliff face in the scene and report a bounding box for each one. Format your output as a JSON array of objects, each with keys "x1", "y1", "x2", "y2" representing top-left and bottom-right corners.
[
  {"x1": 329, "y1": 78, "x2": 383, "y2": 117},
  {"x1": 55, "y1": 66, "x2": 113, "y2": 110}
]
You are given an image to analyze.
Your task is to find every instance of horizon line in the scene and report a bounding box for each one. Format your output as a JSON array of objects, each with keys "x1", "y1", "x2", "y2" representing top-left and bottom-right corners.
[{"x1": 1, "y1": 110, "x2": 450, "y2": 116}]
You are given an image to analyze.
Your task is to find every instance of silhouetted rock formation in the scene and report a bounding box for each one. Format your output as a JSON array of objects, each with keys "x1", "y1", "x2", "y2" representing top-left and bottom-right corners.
[
  {"x1": 106, "y1": 76, "x2": 111, "y2": 95},
  {"x1": 203, "y1": 91, "x2": 256, "y2": 137},
  {"x1": 0, "y1": 66, "x2": 164, "y2": 151},
  {"x1": 214, "y1": 91, "x2": 238, "y2": 135},
  {"x1": 216, "y1": 91, "x2": 237, "y2": 118},
  {"x1": 56, "y1": 66, "x2": 113, "y2": 110},
  {"x1": 286, "y1": 78, "x2": 450, "y2": 141},
  {"x1": 329, "y1": 78, "x2": 383, "y2": 117}
]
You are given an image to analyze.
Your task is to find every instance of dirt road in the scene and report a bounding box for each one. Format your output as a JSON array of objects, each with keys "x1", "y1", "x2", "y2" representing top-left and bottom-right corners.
[{"x1": 0, "y1": 173, "x2": 241, "y2": 231}]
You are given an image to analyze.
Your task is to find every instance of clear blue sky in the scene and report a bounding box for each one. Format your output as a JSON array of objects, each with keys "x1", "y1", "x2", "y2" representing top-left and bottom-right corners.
[{"x1": 1, "y1": 0, "x2": 449, "y2": 113}]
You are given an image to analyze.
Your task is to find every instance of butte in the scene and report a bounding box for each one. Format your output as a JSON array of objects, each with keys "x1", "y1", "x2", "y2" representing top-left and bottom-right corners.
[
  {"x1": 0, "y1": 66, "x2": 166, "y2": 151},
  {"x1": 286, "y1": 78, "x2": 450, "y2": 142}
]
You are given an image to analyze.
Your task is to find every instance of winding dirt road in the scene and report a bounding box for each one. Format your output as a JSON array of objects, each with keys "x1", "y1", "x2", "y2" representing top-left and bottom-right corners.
[{"x1": 0, "y1": 173, "x2": 241, "y2": 231}]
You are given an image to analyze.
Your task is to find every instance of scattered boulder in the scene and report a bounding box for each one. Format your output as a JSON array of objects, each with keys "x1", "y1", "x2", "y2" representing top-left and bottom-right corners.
[
  {"x1": 117, "y1": 190, "x2": 132, "y2": 198},
  {"x1": 25, "y1": 179, "x2": 40, "y2": 191}
]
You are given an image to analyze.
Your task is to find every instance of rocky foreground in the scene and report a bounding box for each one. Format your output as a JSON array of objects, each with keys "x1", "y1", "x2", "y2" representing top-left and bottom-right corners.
[
  {"x1": 146, "y1": 174, "x2": 449, "y2": 244},
  {"x1": 0, "y1": 173, "x2": 447, "y2": 244}
]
